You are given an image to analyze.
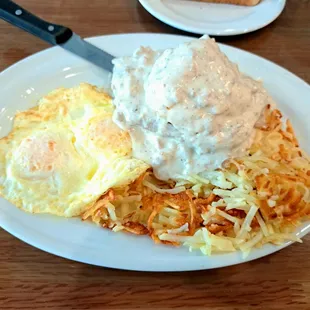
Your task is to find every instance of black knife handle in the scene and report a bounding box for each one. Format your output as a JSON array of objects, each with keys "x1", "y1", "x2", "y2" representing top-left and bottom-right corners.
[{"x1": 0, "y1": 0, "x2": 73, "y2": 45}]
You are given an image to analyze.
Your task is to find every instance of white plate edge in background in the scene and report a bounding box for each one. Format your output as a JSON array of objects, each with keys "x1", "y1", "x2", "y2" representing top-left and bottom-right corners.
[{"x1": 139, "y1": 0, "x2": 286, "y2": 35}]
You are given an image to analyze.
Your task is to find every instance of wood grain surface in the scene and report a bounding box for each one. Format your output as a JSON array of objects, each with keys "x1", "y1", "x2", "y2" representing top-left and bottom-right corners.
[{"x1": 1, "y1": 0, "x2": 310, "y2": 309}]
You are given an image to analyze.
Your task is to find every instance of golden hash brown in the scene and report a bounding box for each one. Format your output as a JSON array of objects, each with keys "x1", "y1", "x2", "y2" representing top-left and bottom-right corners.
[{"x1": 82, "y1": 105, "x2": 310, "y2": 255}]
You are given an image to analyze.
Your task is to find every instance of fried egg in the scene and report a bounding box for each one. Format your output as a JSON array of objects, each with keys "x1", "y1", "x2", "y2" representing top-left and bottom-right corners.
[{"x1": 0, "y1": 83, "x2": 149, "y2": 217}]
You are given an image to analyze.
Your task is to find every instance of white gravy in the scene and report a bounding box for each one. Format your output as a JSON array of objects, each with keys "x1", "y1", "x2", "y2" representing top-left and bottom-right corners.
[{"x1": 111, "y1": 37, "x2": 274, "y2": 180}]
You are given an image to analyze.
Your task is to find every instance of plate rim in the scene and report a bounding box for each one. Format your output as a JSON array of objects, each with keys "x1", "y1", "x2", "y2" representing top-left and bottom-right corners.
[
  {"x1": 0, "y1": 32, "x2": 309, "y2": 272},
  {"x1": 138, "y1": 0, "x2": 287, "y2": 36}
]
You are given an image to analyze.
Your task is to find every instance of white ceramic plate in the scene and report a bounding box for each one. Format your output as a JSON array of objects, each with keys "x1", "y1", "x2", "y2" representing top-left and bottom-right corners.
[
  {"x1": 0, "y1": 33, "x2": 309, "y2": 272},
  {"x1": 139, "y1": 0, "x2": 286, "y2": 36}
]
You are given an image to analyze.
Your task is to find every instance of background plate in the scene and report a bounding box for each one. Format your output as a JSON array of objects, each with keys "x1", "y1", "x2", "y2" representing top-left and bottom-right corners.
[
  {"x1": 0, "y1": 33, "x2": 309, "y2": 271},
  {"x1": 139, "y1": 0, "x2": 286, "y2": 36}
]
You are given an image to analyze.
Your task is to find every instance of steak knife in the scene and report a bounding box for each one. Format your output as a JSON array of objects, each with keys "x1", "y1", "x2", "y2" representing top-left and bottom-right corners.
[{"x1": 0, "y1": 0, "x2": 115, "y2": 72}]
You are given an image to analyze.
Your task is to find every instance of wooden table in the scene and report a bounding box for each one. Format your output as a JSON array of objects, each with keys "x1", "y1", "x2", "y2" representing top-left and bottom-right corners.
[{"x1": 1, "y1": 1, "x2": 310, "y2": 309}]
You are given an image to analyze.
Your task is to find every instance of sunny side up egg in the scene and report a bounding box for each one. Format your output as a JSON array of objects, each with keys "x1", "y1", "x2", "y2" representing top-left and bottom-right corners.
[{"x1": 0, "y1": 83, "x2": 149, "y2": 217}]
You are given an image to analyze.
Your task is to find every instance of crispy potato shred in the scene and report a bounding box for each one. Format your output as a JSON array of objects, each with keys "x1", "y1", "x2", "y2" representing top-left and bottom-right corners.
[{"x1": 82, "y1": 105, "x2": 310, "y2": 257}]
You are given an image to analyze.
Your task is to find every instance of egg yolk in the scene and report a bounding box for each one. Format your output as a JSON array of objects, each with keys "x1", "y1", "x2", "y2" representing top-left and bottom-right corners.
[
  {"x1": 89, "y1": 118, "x2": 131, "y2": 154},
  {"x1": 14, "y1": 134, "x2": 61, "y2": 180}
]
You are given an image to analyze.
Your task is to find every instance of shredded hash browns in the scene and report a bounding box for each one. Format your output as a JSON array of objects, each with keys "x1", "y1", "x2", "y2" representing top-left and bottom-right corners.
[{"x1": 82, "y1": 105, "x2": 310, "y2": 256}]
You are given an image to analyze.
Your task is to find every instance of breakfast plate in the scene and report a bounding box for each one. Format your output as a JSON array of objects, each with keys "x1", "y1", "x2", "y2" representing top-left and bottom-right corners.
[
  {"x1": 138, "y1": 0, "x2": 286, "y2": 36},
  {"x1": 0, "y1": 33, "x2": 309, "y2": 271}
]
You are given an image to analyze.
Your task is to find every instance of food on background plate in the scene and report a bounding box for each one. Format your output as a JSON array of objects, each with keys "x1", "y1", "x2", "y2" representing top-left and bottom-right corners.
[
  {"x1": 190, "y1": 0, "x2": 261, "y2": 6},
  {"x1": 0, "y1": 36, "x2": 309, "y2": 257}
]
